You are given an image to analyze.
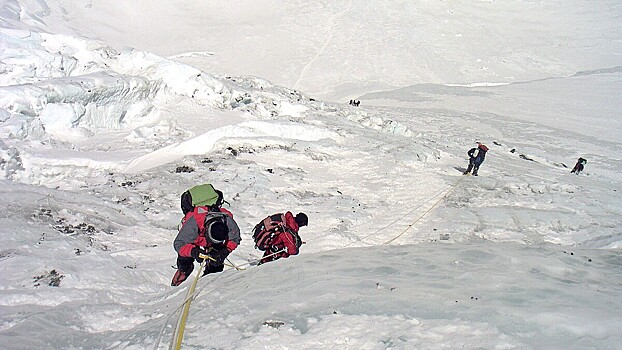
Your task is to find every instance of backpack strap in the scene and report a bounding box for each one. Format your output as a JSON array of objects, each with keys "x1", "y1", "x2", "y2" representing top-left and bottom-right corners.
[
  {"x1": 262, "y1": 213, "x2": 286, "y2": 233},
  {"x1": 254, "y1": 213, "x2": 286, "y2": 250},
  {"x1": 287, "y1": 228, "x2": 303, "y2": 250},
  {"x1": 254, "y1": 230, "x2": 276, "y2": 251}
]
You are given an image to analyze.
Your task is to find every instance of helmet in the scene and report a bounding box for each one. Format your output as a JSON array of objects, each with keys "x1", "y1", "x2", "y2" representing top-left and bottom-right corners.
[{"x1": 207, "y1": 221, "x2": 228, "y2": 244}]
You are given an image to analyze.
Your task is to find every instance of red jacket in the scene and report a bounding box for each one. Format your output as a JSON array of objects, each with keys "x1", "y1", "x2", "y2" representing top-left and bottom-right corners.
[
  {"x1": 260, "y1": 211, "x2": 300, "y2": 234},
  {"x1": 174, "y1": 207, "x2": 240, "y2": 257},
  {"x1": 257, "y1": 212, "x2": 302, "y2": 262},
  {"x1": 281, "y1": 211, "x2": 301, "y2": 234}
]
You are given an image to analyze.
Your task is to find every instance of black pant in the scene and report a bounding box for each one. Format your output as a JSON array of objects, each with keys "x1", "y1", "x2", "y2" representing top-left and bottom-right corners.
[
  {"x1": 176, "y1": 255, "x2": 224, "y2": 276},
  {"x1": 176, "y1": 255, "x2": 194, "y2": 275},
  {"x1": 465, "y1": 159, "x2": 478, "y2": 175},
  {"x1": 465, "y1": 157, "x2": 484, "y2": 175}
]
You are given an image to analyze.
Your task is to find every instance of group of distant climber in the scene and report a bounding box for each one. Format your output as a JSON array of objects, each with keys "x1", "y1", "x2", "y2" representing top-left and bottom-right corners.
[
  {"x1": 171, "y1": 184, "x2": 308, "y2": 286},
  {"x1": 461, "y1": 142, "x2": 588, "y2": 176},
  {"x1": 345, "y1": 97, "x2": 589, "y2": 176}
]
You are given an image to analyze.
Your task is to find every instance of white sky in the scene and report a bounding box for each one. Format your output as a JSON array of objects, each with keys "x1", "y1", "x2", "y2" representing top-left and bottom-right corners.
[{"x1": 0, "y1": 1, "x2": 621, "y2": 349}]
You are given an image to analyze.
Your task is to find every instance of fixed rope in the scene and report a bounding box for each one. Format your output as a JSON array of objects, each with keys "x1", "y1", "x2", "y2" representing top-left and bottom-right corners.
[
  {"x1": 153, "y1": 285, "x2": 203, "y2": 350},
  {"x1": 344, "y1": 184, "x2": 451, "y2": 248},
  {"x1": 226, "y1": 257, "x2": 244, "y2": 270},
  {"x1": 160, "y1": 248, "x2": 285, "y2": 349},
  {"x1": 231, "y1": 248, "x2": 287, "y2": 269},
  {"x1": 169, "y1": 258, "x2": 207, "y2": 350},
  {"x1": 162, "y1": 175, "x2": 467, "y2": 348},
  {"x1": 382, "y1": 175, "x2": 467, "y2": 245},
  {"x1": 291, "y1": 175, "x2": 461, "y2": 249}
]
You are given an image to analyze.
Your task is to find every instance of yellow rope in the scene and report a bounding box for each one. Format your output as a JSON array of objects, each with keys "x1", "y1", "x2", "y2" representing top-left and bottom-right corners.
[
  {"x1": 383, "y1": 175, "x2": 467, "y2": 245},
  {"x1": 167, "y1": 173, "x2": 466, "y2": 348},
  {"x1": 165, "y1": 173, "x2": 465, "y2": 348},
  {"x1": 226, "y1": 257, "x2": 244, "y2": 271},
  {"x1": 231, "y1": 248, "x2": 287, "y2": 268},
  {"x1": 170, "y1": 260, "x2": 206, "y2": 350},
  {"x1": 169, "y1": 252, "x2": 247, "y2": 349}
]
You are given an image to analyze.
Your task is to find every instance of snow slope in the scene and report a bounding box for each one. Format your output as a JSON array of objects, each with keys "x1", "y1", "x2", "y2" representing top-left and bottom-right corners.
[
  {"x1": 1, "y1": 1, "x2": 621, "y2": 349},
  {"x1": 2, "y1": 0, "x2": 621, "y2": 101}
]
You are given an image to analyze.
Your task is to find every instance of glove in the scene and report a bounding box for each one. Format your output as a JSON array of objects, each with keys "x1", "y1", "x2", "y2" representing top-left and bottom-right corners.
[
  {"x1": 190, "y1": 246, "x2": 206, "y2": 262},
  {"x1": 209, "y1": 247, "x2": 230, "y2": 265}
]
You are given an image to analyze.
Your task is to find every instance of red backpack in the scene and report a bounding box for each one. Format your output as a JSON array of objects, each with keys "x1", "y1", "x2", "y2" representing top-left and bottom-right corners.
[
  {"x1": 253, "y1": 214, "x2": 303, "y2": 252},
  {"x1": 253, "y1": 214, "x2": 285, "y2": 250}
]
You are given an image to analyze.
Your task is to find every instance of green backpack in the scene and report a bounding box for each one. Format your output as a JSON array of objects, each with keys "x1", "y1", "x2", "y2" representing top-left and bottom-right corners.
[{"x1": 180, "y1": 184, "x2": 224, "y2": 214}]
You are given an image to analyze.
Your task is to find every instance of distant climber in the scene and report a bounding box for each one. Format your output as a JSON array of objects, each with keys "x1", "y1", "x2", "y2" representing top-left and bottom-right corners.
[
  {"x1": 571, "y1": 157, "x2": 587, "y2": 175},
  {"x1": 252, "y1": 212, "x2": 308, "y2": 265},
  {"x1": 171, "y1": 185, "x2": 241, "y2": 286},
  {"x1": 463, "y1": 142, "x2": 489, "y2": 176}
]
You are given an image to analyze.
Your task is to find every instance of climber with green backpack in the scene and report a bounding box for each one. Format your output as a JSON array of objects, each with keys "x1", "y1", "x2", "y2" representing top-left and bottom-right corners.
[{"x1": 171, "y1": 184, "x2": 241, "y2": 286}]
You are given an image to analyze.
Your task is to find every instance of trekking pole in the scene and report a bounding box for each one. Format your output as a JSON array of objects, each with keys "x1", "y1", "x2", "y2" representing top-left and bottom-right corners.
[{"x1": 170, "y1": 260, "x2": 206, "y2": 350}]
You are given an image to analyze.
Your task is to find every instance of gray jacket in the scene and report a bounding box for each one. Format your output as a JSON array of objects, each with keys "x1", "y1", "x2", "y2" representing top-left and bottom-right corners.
[{"x1": 173, "y1": 209, "x2": 241, "y2": 255}]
